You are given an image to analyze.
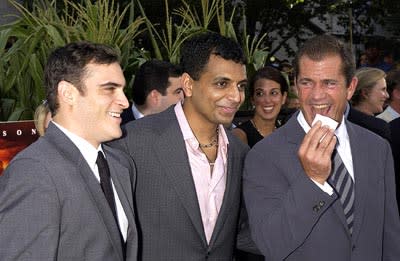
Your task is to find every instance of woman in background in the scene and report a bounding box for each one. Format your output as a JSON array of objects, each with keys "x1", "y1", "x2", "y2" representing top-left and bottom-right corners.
[
  {"x1": 351, "y1": 67, "x2": 389, "y2": 116},
  {"x1": 233, "y1": 66, "x2": 288, "y2": 148},
  {"x1": 34, "y1": 101, "x2": 52, "y2": 136}
]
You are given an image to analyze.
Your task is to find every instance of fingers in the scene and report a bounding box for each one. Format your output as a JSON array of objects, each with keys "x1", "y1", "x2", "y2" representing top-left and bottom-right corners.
[
  {"x1": 320, "y1": 131, "x2": 337, "y2": 158},
  {"x1": 298, "y1": 120, "x2": 337, "y2": 183},
  {"x1": 300, "y1": 121, "x2": 335, "y2": 155}
]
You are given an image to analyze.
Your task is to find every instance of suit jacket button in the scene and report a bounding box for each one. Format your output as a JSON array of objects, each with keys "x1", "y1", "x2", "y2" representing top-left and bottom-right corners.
[
  {"x1": 313, "y1": 205, "x2": 320, "y2": 212},
  {"x1": 352, "y1": 245, "x2": 356, "y2": 251},
  {"x1": 319, "y1": 201, "x2": 325, "y2": 207}
]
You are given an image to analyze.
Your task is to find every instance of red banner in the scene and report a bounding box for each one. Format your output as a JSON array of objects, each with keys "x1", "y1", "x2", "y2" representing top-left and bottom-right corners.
[{"x1": 0, "y1": 121, "x2": 39, "y2": 175}]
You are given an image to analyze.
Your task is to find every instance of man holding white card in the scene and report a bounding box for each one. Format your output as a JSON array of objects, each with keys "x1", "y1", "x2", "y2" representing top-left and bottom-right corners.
[{"x1": 243, "y1": 35, "x2": 400, "y2": 261}]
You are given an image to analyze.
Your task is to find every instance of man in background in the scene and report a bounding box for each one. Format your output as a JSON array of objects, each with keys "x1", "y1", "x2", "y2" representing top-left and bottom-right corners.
[
  {"x1": 361, "y1": 40, "x2": 393, "y2": 72},
  {"x1": 377, "y1": 69, "x2": 400, "y2": 122},
  {"x1": 121, "y1": 59, "x2": 183, "y2": 124}
]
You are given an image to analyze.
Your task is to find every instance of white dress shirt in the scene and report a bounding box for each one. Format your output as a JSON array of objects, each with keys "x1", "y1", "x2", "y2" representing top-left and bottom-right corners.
[{"x1": 131, "y1": 103, "x2": 144, "y2": 120}]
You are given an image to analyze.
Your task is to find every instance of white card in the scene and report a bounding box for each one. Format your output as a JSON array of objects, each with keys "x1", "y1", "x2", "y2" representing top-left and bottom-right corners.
[{"x1": 312, "y1": 114, "x2": 338, "y2": 130}]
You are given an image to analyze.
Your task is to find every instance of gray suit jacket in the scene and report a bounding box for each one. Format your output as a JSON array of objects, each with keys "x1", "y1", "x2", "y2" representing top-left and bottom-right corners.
[
  {"x1": 243, "y1": 114, "x2": 400, "y2": 261},
  {"x1": 0, "y1": 123, "x2": 138, "y2": 260},
  {"x1": 112, "y1": 106, "x2": 254, "y2": 260}
]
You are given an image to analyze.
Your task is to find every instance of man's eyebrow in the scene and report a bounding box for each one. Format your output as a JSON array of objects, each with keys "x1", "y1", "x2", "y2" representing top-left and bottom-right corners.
[
  {"x1": 99, "y1": 82, "x2": 124, "y2": 87},
  {"x1": 297, "y1": 77, "x2": 312, "y2": 81},
  {"x1": 213, "y1": 76, "x2": 232, "y2": 81}
]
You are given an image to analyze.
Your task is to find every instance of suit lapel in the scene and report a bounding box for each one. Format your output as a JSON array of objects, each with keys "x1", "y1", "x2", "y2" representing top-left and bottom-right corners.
[
  {"x1": 346, "y1": 121, "x2": 368, "y2": 242},
  {"x1": 76, "y1": 157, "x2": 124, "y2": 259},
  {"x1": 45, "y1": 124, "x2": 123, "y2": 260},
  {"x1": 154, "y1": 119, "x2": 207, "y2": 245},
  {"x1": 106, "y1": 147, "x2": 135, "y2": 223},
  {"x1": 208, "y1": 136, "x2": 240, "y2": 247},
  {"x1": 285, "y1": 116, "x2": 350, "y2": 236},
  {"x1": 106, "y1": 148, "x2": 139, "y2": 258}
]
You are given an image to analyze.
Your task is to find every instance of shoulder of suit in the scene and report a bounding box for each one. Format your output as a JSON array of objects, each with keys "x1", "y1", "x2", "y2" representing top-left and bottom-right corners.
[
  {"x1": 103, "y1": 144, "x2": 133, "y2": 169},
  {"x1": 346, "y1": 120, "x2": 390, "y2": 146},
  {"x1": 226, "y1": 129, "x2": 249, "y2": 153},
  {"x1": 124, "y1": 107, "x2": 175, "y2": 133}
]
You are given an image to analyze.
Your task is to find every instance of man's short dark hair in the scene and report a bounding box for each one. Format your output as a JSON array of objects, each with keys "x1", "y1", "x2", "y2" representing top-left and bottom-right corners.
[
  {"x1": 44, "y1": 41, "x2": 120, "y2": 115},
  {"x1": 293, "y1": 34, "x2": 355, "y2": 86},
  {"x1": 132, "y1": 60, "x2": 182, "y2": 106},
  {"x1": 180, "y1": 32, "x2": 246, "y2": 81}
]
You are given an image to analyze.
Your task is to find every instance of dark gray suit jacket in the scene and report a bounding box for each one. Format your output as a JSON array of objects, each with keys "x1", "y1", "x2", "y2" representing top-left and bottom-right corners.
[
  {"x1": 243, "y1": 114, "x2": 400, "y2": 261},
  {"x1": 112, "y1": 106, "x2": 255, "y2": 260},
  {"x1": 0, "y1": 123, "x2": 138, "y2": 260}
]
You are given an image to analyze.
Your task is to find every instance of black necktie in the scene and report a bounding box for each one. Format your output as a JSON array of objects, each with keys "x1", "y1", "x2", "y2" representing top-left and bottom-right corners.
[
  {"x1": 328, "y1": 149, "x2": 355, "y2": 234},
  {"x1": 96, "y1": 151, "x2": 118, "y2": 223}
]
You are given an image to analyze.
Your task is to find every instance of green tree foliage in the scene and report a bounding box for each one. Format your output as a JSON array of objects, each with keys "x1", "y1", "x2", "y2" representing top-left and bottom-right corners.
[
  {"x1": 0, "y1": 0, "x2": 145, "y2": 121},
  {"x1": 245, "y1": 0, "x2": 399, "y2": 60}
]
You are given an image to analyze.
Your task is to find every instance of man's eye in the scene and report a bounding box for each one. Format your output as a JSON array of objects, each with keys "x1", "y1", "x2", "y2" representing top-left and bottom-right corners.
[
  {"x1": 325, "y1": 81, "x2": 337, "y2": 89},
  {"x1": 237, "y1": 83, "x2": 247, "y2": 91},
  {"x1": 216, "y1": 81, "x2": 227, "y2": 88},
  {"x1": 105, "y1": 86, "x2": 116, "y2": 91},
  {"x1": 298, "y1": 81, "x2": 312, "y2": 88}
]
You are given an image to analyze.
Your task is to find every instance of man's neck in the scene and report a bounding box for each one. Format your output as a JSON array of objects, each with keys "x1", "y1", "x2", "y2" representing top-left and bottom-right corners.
[
  {"x1": 182, "y1": 102, "x2": 219, "y2": 143},
  {"x1": 353, "y1": 104, "x2": 374, "y2": 116},
  {"x1": 131, "y1": 103, "x2": 145, "y2": 119}
]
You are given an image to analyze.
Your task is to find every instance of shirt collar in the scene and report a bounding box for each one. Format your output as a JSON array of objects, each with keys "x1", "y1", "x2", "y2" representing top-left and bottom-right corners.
[
  {"x1": 297, "y1": 111, "x2": 348, "y2": 147},
  {"x1": 387, "y1": 105, "x2": 400, "y2": 118},
  {"x1": 51, "y1": 121, "x2": 103, "y2": 173},
  {"x1": 174, "y1": 102, "x2": 229, "y2": 148},
  {"x1": 131, "y1": 103, "x2": 144, "y2": 119}
]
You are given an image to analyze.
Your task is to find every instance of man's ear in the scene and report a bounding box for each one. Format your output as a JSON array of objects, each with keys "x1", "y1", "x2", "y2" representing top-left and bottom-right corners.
[
  {"x1": 58, "y1": 80, "x2": 76, "y2": 105},
  {"x1": 148, "y1": 89, "x2": 161, "y2": 106},
  {"x1": 181, "y1": 72, "x2": 194, "y2": 97},
  {"x1": 346, "y1": 76, "x2": 358, "y2": 101}
]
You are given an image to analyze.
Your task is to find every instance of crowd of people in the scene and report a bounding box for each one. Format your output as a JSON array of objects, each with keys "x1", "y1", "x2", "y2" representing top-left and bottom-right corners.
[{"x1": 1, "y1": 32, "x2": 399, "y2": 261}]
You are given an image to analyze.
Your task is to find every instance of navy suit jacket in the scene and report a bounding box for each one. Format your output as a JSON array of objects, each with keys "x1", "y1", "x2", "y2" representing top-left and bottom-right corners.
[
  {"x1": 243, "y1": 114, "x2": 400, "y2": 261},
  {"x1": 347, "y1": 106, "x2": 391, "y2": 142}
]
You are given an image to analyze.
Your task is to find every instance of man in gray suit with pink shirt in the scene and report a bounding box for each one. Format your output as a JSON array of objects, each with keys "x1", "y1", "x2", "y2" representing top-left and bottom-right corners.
[{"x1": 112, "y1": 32, "x2": 257, "y2": 260}]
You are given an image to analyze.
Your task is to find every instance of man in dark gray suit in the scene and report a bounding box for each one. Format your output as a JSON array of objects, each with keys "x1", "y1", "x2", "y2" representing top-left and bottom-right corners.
[
  {"x1": 243, "y1": 35, "x2": 400, "y2": 260},
  {"x1": 0, "y1": 42, "x2": 138, "y2": 260},
  {"x1": 112, "y1": 32, "x2": 256, "y2": 260}
]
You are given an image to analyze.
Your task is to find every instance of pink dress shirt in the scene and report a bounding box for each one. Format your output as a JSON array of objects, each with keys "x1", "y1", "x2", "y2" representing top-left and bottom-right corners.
[{"x1": 174, "y1": 102, "x2": 229, "y2": 243}]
